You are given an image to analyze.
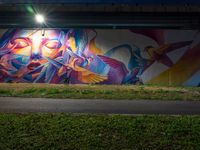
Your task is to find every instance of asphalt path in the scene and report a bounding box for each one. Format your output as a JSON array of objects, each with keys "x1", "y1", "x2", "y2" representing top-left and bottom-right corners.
[{"x1": 0, "y1": 97, "x2": 200, "y2": 115}]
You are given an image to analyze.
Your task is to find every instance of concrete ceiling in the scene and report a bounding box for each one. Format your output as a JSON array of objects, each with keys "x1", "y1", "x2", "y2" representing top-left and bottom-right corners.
[
  {"x1": 0, "y1": 0, "x2": 200, "y2": 5},
  {"x1": 0, "y1": 1, "x2": 199, "y2": 29}
]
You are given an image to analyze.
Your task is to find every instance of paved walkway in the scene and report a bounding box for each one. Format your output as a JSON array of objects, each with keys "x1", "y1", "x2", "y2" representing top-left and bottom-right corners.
[{"x1": 0, "y1": 97, "x2": 200, "y2": 115}]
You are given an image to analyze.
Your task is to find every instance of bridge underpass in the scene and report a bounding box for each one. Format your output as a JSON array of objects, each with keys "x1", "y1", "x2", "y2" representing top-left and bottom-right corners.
[
  {"x1": 0, "y1": 0, "x2": 199, "y2": 29},
  {"x1": 0, "y1": 1, "x2": 200, "y2": 86}
]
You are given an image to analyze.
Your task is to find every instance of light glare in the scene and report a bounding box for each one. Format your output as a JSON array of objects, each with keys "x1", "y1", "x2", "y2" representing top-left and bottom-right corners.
[{"x1": 35, "y1": 14, "x2": 45, "y2": 23}]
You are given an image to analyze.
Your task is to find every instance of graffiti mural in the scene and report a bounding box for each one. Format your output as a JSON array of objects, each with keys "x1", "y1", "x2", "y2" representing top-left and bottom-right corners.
[{"x1": 0, "y1": 29, "x2": 199, "y2": 86}]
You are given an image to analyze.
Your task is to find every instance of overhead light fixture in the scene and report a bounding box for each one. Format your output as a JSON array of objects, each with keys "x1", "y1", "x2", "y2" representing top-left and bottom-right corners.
[{"x1": 35, "y1": 14, "x2": 45, "y2": 24}]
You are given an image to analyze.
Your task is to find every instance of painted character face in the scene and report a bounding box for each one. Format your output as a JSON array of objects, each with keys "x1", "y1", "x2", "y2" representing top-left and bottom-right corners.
[{"x1": 6, "y1": 29, "x2": 65, "y2": 70}]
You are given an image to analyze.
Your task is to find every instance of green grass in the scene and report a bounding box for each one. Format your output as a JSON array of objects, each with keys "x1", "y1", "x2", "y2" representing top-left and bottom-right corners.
[
  {"x1": 0, "y1": 83, "x2": 200, "y2": 100},
  {"x1": 0, "y1": 113, "x2": 200, "y2": 150}
]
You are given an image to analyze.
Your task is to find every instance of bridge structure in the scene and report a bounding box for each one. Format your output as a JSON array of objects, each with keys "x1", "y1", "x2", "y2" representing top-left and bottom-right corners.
[
  {"x1": 0, "y1": 0, "x2": 199, "y2": 29},
  {"x1": 0, "y1": 0, "x2": 200, "y2": 86}
]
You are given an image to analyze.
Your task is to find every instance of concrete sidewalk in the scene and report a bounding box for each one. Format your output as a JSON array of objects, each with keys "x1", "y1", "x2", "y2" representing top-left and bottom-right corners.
[{"x1": 0, "y1": 97, "x2": 200, "y2": 115}]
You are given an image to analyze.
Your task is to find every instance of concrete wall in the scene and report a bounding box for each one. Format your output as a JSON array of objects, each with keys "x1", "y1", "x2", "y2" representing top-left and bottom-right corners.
[{"x1": 0, "y1": 29, "x2": 199, "y2": 86}]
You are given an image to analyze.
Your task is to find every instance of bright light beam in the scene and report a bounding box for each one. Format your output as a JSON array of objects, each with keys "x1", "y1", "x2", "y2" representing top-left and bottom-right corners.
[{"x1": 35, "y1": 14, "x2": 45, "y2": 24}]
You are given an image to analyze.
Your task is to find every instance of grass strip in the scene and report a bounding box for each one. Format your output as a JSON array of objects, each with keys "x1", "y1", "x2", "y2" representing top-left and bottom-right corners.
[
  {"x1": 0, "y1": 113, "x2": 200, "y2": 150},
  {"x1": 0, "y1": 83, "x2": 200, "y2": 100}
]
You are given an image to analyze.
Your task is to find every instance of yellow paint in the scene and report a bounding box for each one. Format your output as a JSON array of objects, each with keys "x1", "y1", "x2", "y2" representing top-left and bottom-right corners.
[
  {"x1": 68, "y1": 37, "x2": 77, "y2": 53},
  {"x1": 148, "y1": 43, "x2": 200, "y2": 85},
  {"x1": 89, "y1": 36, "x2": 103, "y2": 55}
]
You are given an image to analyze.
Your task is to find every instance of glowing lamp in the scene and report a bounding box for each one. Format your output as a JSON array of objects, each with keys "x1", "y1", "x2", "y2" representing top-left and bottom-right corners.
[{"x1": 35, "y1": 14, "x2": 45, "y2": 24}]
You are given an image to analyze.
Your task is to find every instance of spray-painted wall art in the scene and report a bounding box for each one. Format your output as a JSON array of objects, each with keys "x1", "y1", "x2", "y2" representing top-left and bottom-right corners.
[{"x1": 0, "y1": 29, "x2": 199, "y2": 86}]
